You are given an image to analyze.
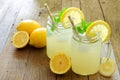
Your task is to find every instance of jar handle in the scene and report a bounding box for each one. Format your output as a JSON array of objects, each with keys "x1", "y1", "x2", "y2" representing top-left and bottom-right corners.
[{"x1": 101, "y1": 41, "x2": 111, "y2": 63}]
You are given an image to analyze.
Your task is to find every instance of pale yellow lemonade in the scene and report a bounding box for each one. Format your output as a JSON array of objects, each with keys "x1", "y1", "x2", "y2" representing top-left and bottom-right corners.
[
  {"x1": 47, "y1": 23, "x2": 72, "y2": 58},
  {"x1": 71, "y1": 35, "x2": 101, "y2": 75}
]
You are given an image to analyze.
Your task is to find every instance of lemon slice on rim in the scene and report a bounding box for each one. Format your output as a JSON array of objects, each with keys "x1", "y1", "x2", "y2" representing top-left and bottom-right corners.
[
  {"x1": 50, "y1": 53, "x2": 71, "y2": 74},
  {"x1": 12, "y1": 31, "x2": 29, "y2": 48},
  {"x1": 99, "y1": 58, "x2": 116, "y2": 77},
  {"x1": 60, "y1": 7, "x2": 84, "y2": 28},
  {"x1": 86, "y1": 20, "x2": 111, "y2": 42}
]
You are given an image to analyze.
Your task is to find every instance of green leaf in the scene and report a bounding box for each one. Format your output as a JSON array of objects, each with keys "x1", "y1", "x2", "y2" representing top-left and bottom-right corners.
[
  {"x1": 52, "y1": 8, "x2": 68, "y2": 23},
  {"x1": 51, "y1": 8, "x2": 68, "y2": 29},
  {"x1": 51, "y1": 22, "x2": 55, "y2": 31},
  {"x1": 50, "y1": 8, "x2": 68, "y2": 32},
  {"x1": 84, "y1": 22, "x2": 92, "y2": 31},
  {"x1": 58, "y1": 8, "x2": 68, "y2": 19},
  {"x1": 76, "y1": 19, "x2": 93, "y2": 34},
  {"x1": 76, "y1": 24, "x2": 84, "y2": 34},
  {"x1": 53, "y1": 16, "x2": 59, "y2": 23},
  {"x1": 81, "y1": 19, "x2": 86, "y2": 26}
]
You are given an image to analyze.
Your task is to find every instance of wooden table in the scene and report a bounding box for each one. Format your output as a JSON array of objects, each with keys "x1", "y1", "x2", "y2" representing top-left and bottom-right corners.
[{"x1": 0, "y1": 0, "x2": 120, "y2": 80}]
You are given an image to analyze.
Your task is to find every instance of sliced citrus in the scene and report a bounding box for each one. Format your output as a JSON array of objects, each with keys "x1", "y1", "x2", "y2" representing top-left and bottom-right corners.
[
  {"x1": 86, "y1": 20, "x2": 111, "y2": 42},
  {"x1": 30, "y1": 28, "x2": 46, "y2": 48},
  {"x1": 12, "y1": 31, "x2": 29, "y2": 48},
  {"x1": 60, "y1": 7, "x2": 84, "y2": 28},
  {"x1": 50, "y1": 53, "x2": 71, "y2": 74},
  {"x1": 99, "y1": 58, "x2": 116, "y2": 77},
  {"x1": 16, "y1": 20, "x2": 41, "y2": 35}
]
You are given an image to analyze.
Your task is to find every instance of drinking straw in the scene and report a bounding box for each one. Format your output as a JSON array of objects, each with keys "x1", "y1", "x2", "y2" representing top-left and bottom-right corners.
[
  {"x1": 68, "y1": 16, "x2": 80, "y2": 39},
  {"x1": 44, "y1": 3, "x2": 57, "y2": 28}
]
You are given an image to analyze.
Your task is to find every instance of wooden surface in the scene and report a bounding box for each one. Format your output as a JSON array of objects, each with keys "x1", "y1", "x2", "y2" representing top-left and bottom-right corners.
[{"x1": 0, "y1": 0, "x2": 120, "y2": 80}]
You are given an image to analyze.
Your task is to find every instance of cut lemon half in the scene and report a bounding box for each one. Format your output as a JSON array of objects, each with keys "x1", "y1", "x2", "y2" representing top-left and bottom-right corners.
[
  {"x1": 86, "y1": 20, "x2": 111, "y2": 42},
  {"x1": 50, "y1": 53, "x2": 71, "y2": 74},
  {"x1": 12, "y1": 31, "x2": 29, "y2": 48},
  {"x1": 99, "y1": 58, "x2": 116, "y2": 77},
  {"x1": 60, "y1": 7, "x2": 84, "y2": 28}
]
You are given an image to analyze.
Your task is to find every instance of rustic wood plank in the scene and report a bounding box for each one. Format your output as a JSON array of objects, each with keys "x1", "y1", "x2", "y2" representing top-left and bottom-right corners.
[
  {"x1": 72, "y1": 0, "x2": 80, "y2": 8},
  {"x1": 0, "y1": 0, "x2": 56, "y2": 80},
  {"x1": 23, "y1": 47, "x2": 56, "y2": 80},
  {"x1": 0, "y1": 0, "x2": 119, "y2": 80},
  {"x1": 80, "y1": 0, "x2": 104, "y2": 22},
  {"x1": 62, "y1": 0, "x2": 72, "y2": 9},
  {"x1": 0, "y1": 0, "x2": 24, "y2": 54},
  {"x1": 15, "y1": 0, "x2": 56, "y2": 80},
  {"x1": 0, "y1": 0, "x2": 31, "y2": 79},
  {"x1": 81, "y1": 0, "x2": 120, "y2": 79},
  {"x1": 98, "y1": 0, "x2": 120, "y2": 72},
  {"x1": 0, "y1": 0, "x2": 11, "y2": 21}
]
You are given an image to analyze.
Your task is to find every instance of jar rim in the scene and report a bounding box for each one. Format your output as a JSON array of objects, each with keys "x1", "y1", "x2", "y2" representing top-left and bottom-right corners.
[{"x1": 72, "y1": 33, "x2": 101, "y2": 44}]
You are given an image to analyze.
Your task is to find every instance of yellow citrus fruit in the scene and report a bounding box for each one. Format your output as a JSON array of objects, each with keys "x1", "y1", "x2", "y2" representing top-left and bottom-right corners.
[
  {"x1": 16, "y1": 20, "x2": 41, "y2": 35},
  {"x1": 50, "y1": 53, "x2": 71, "y2": 74},
  {"x1": 30, "y1": 28, "x2": 46, "y2": 48},
  {"x1": 60, "y1": 7, "x2": 84, "y2": 28},
  {"x1": 86, "y1": 20, "x2": 111, "y2": 42},
  {"x1": 12, "y1": 31, "x2": 29, "y2": 48},
  {"x1": 99, "y1": 58, "x2": 116, "y2": 77}
]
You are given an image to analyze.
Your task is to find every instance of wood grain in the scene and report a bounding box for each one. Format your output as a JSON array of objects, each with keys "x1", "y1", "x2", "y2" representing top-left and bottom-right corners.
[
  {"x1": 99, "y1": 0, "x2": 120, "y2": 72},
  {"x1": 0, "y1": 0, "x2": 24, "y2": 53},
  {"x1": 0, "y1": 0, "x2": 119, "y2": 80},
  {"x1": 81, "y1": 0, "x2": 120, "y2": 79}
]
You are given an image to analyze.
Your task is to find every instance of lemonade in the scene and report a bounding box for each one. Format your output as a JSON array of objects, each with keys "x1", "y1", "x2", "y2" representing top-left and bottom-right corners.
[
  {"x1": 71, "y1": 35, "x2": 101, "y2": 75},
  {"x1": 47, "y1": 22, "x2": 72, "y2": 58},
  {"x1": 45, "y1": 4, "x2": 114, "y2": 76},
  {"x1": 46, "y1": 7, "x2": 84, "y2": 59}
]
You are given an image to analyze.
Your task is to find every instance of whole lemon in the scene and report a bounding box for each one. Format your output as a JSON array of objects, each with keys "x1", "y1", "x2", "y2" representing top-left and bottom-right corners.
[
  {"x1": 30, "y1": 28, "x2": 46, "y2": 48},
  {"x1": 16, "y1": 20, "x2": 41, "y2": 35}
]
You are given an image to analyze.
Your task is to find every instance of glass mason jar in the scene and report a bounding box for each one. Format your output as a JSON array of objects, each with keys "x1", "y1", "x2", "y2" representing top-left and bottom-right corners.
[
  {"x1": 47, "y1": 15, "x2": 72, "y2": 58},
  {"x1": 70, "y1": 33, "x2": 110, "y2": 75}
]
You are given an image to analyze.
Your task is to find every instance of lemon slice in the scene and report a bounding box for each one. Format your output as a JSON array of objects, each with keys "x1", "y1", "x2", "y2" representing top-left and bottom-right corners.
[
  {"x1": 99, "y1": 58, "x2": 116, "y2": 77},
  {"x1": 12, "y1": 31, "x2": 29, "y2": 48},
  {"x1": 50, "y1": 53, "x2": 71, "y2": 74},
  {"x1": 86, "y1": 20, "x2": 111, "y2": 42},
  {"x1": 60, "y1": 7, "x2": 84, "y2": 28}
]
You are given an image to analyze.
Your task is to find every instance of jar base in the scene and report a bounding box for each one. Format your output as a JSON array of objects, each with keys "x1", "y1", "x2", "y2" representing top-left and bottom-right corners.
[{"x1": 72, "y1": 68, "x2": 99, "y2": 76}]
